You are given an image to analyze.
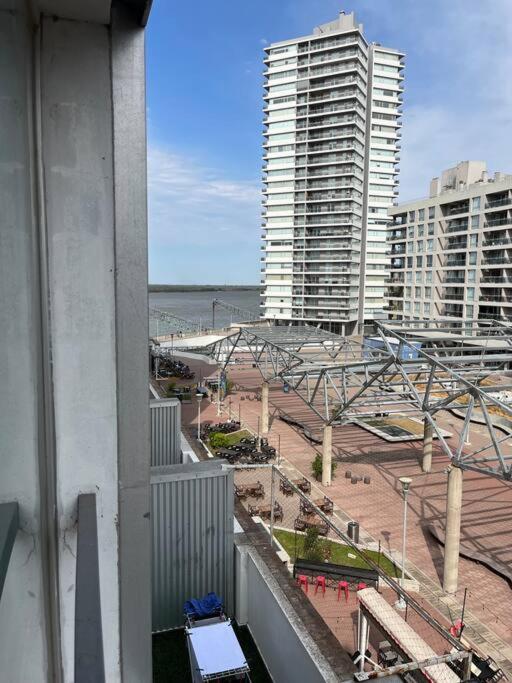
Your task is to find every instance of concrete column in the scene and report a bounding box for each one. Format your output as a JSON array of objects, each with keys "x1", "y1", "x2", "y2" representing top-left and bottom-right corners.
[
  {"x1": 443, "y1": 465, "x2": 463, "y2": 593},
  {"x1": 322, "y1": 424, "x2": 333, "y2": 487},
  {"x1": 422, "y1": 418, "x2": 433, "y2": 473},
  {"x1": 261, "y1": 381, "x2": 269, "y2": 434}
]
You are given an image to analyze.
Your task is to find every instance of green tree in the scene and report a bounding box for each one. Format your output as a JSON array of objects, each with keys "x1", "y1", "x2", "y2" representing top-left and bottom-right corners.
[
  {"x1": 302, "y1": 527, "x2": 324, "y2": 562},
  {"x1": 311, "y1": 454, "x2": 337, "y2": 481}
]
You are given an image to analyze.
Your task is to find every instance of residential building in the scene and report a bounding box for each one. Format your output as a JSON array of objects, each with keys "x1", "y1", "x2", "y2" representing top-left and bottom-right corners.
[
  {"x1": 387, "y1": 161, "x2": 512, "y2": 321},
  {"x1": 261, "y1": 11, "x2": 404, "y2": 335}
]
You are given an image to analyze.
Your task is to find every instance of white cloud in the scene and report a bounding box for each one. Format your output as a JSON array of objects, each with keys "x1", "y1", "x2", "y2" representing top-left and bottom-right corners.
[
  {"x1": 396, "y1": 0, "x2": 512, "y2": 199},
  {"x1": 259, "y1": 37, "x2": 268, "y2": 45},
  {"x1": 148, "y1": 146, "x2": 261, "y2": 249}
]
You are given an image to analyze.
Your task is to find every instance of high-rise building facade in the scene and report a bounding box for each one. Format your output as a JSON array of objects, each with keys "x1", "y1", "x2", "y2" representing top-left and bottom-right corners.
[
  {"x1": 387, "y1": 161, "x2": 512, "y2": 322},
  {"x1": 260, "y1": 12, "x2": 404, "y2": 335}
]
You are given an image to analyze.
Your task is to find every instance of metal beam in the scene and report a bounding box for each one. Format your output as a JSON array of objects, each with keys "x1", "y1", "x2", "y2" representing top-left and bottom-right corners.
[{"x1": 75, "y1": 494, "x2": 105, "y2": 683}]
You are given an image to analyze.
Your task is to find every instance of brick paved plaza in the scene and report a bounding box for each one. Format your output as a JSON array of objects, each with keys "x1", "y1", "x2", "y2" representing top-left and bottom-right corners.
[{"x1": 177, "y1": 354, "x2": 512, "y2": 668}]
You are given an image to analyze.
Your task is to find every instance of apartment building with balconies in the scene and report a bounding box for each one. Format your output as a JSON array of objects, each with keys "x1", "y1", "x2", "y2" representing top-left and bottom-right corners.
[
  {"x1": 260, "y1": 11, "x2": 404, "y2": 335},
  {"x1": 387, "y1": 161, "x2": 512, "y2": 322}
]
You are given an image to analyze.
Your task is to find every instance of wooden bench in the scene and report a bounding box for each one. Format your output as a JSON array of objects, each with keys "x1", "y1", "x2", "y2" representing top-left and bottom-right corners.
[
  {"x1": 293, "y1": 515, "x2": 328, "y2": 536},
  {"x1": 248, "y1": 501, "x2": 283, "y2": 522},
  {"x1": 293, "y1": 558, "x2": 379, "y2": 589},
  {"x1": 234, "y1": 482, "x2": 265, "y2": 500},
  {"x1": 292, "y1": 477, "x2": 311, "y2": 494}
]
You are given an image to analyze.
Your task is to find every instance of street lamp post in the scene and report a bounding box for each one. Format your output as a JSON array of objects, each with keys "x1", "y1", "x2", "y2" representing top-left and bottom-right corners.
[
  {"x1": 217, "y1": 369, "x2": 222, "y2": 417},
  {"x1": 196, "y1": 392, "x2": 204, "y2": 441},
  {"x1": 396, "y1": 476, "x2": 412, "y2": 610}
]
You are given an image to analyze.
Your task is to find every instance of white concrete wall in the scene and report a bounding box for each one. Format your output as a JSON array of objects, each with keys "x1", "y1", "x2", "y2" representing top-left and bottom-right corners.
[
  {"x1": 0, "y1": 9, "x2": 48, "y2": 681},
  {"x1": 235, "y1": 545, "x2": 339, "y2": 683},
  {"x1": 0, "y1": 6, "x2": 151, "y2": 682},
  {"x1": 41, "y1": 17, "x2": 120, "y2": 681}
]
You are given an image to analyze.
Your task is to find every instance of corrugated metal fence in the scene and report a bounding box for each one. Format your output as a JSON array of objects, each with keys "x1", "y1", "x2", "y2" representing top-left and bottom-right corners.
[
  {"x1": 150, "y1": 398, "x2": 181, "y2": 467},
  {"x1": 151, "y1": 461, "x2": 234, "y2": 631}
]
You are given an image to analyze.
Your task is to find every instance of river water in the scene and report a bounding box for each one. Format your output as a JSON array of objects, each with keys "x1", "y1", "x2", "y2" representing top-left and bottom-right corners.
[{"x1": 149, "y1": 289, "x2": 261, "y2": 335}]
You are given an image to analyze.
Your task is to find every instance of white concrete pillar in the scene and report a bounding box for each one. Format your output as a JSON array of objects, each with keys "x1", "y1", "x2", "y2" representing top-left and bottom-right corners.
[
  {"x1": 322, "y1": 424, "x2": 333, "y2": 487},
  {"x1": 357, "y1": 612, "x2": 369, "y2": 672},
  {"x1": 261, "y1": 381, "x2": 269, "y2": 434},
  {"x1": 443, "y1": 465, "x2": 463, "y2": 593},
  {"x1": 422, "y1": 418, "x2": 433, "y2": 473}
]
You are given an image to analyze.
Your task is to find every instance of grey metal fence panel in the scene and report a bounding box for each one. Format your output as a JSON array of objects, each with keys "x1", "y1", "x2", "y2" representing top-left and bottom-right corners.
[
  {"x1": 150, "y1": 399, "x2": 181, "y2": 467},
  {"x1": 151, "y1": 461, "x2": 234, "y2": 631}
]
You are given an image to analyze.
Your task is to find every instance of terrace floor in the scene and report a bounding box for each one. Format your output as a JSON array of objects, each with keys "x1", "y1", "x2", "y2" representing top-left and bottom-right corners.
[{"x1": 176, "y1": 357, "x2": 512, "y2": 677}]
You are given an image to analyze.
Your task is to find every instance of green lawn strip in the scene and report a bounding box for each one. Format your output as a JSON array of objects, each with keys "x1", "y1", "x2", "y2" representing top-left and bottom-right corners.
[
  {"x1": 209, "y1": 429, "x2": 253, "y2": 451},
  {"x1": 274, "y1": 529, "x2": 401, "y2": 579}
]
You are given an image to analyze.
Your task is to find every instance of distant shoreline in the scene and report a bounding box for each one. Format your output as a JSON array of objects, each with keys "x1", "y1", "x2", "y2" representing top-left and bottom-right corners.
[{"x1": 149, "y1": 284, "x2": 261, "y2": 293}]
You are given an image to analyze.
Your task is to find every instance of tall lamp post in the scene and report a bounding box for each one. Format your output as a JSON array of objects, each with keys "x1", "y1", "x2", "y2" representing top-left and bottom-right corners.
[
  {"x1": 396, "y1": 476, "x2": 412, "y2": 610},
  {"x1": 196, "y1": 392, "x2": 204, "y2": 441}
]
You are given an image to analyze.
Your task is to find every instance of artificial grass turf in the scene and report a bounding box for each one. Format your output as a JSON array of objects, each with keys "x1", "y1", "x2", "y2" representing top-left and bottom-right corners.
[{"x1": 274, "y1": 528, "x2": 402, "y2": 579}]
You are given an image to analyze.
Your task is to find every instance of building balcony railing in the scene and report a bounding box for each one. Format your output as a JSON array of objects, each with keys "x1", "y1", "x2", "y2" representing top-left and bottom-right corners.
[
  {"x1": 445, "y1": 223, "x2": 468, "y2": 234},
  {"x1": 481, "y1": 276, "x2": 512, "y2": 284},
  {"x1": 482, "y1": 256, "x2": 512, "y2": 265},
  {"x1": 483, "y1": 237, "x2": 512, "y2": 248},
  {"x1": 444, "y1": 241, "x2": 467, "y2": 250},
  {"x1": 442, "y1": 259, "x2": 467, "y2": 267},
  {"x1": 484, "y1": 217, "x2": 512, "y2": 228},
  {"x1": 441, "y1": 291, "x2": 465, "y2": 301},
  {"x1": 485, "y1": 197, "x2": 511, "y2": 208}
]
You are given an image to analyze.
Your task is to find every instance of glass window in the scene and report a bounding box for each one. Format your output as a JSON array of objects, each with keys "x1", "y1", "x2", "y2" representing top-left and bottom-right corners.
[
  {"x1": 428, "y1": 206, "x2": 435, "y2": 219},
  {"x1": 468, "y1": 270, "x2": 476, "y2": 283},
  {"x1": 469, "y1": 252, "x2": 477, "y2": 265},
  {"x1": 404, "y1": 301, "x2": 411, "y2": 312},
  {"x1": 416, "y1": 271, "x2": 422, "y2": 283},
  {"x1": 406, "y1": 271, "x2": 412, "y2": 283},
  {"x1": 466, "y1": 305, "x2": 474, "y2": 318},
  {"x1": 407, "y1": 241, "x2": 414, "y2": 253},
  {"x1": 405, "y1": 286, "x2": 412, "y2": 297},
  {"x1": 418, "y1": 224, "x2": 424, "y2": 237},
  {"x1": 407, "y1": 257, "x2": 413, "y2": 268},
  {"x1": 418, "y1": 208, "x2": 425, "y2": 221},
  {"x1": 415, "y1": 286, "x2": 421, "y2": 297},
  {"x1": 427, "y1": 255, "x2": 433, "y2": 267},
  {"x1": 472, "y1": 197, "x2": 481, "y2": 211},
  {"x1": 426, "y1": 271, "x2": 433, "y2": 283},
  {"x1": 427, "y1": 222, "x2": 435, "y2": 235},
  {"x1": 408, "y1": 227, "x2": 414, "y2": 238},
  {"x1": 414, "y1": 302, "x2": 420, "y2": 314},
  {"x1": 427, "y1": 239, "x2": 433, "y2": 251},
  {"x1": 416, "y1": 255, "x2": 423, "y2": 267},
  {"x1": 467, "y1": 287, "x2": 475, "y2": 301},
  {"x1": 471, "y1": 215, "x2": 479, "y2": 229},
  {"x1": 409, "y1": 210, "x2": 415, "y2": 222},
  {"x1": 425, "y1": 286, "x2": 432, "y2": 298},
  {"x1": 470, "y1": 234, "x2": 478, "y2": 248},
  {"x1": 424, "y1": 302, "x2": 431, "y2": 315}
]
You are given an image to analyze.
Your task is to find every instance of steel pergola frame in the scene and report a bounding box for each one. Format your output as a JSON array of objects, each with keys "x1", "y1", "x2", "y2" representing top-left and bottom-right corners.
[{"x1": 192, "y1": 322, "x2": 512, "y2": 480}]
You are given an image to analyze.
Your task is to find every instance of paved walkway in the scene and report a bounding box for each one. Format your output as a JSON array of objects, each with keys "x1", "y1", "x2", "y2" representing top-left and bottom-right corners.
[{"x1": 178, "y1": 357, "x2": 512, "y2": 677}]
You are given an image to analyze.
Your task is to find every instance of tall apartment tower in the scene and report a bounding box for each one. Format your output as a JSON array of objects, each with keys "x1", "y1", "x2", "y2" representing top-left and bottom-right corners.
[
  {"x1": 261, "y1": 12, "x2": 404, "y2": 335},
  {"x1": 387, "y1": 162, "x2": 512, "y2": 322}
]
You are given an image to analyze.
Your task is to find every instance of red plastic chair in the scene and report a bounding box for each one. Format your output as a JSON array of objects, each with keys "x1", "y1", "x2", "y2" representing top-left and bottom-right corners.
[
  {"x1": 297, "y1": 574, "x2": 308, "y2": 593},
  {"x1": 450, "y1": 619, "x2": 464, "y2": 638},
  {"x1": 357, "y1": 581, "x2": 367, "y2": 592},
  {"x1": 337, "y1": 580, "x2": 349, "y2": 602},
  {"x1": 315, "y1": 575, "x2": 326, "y2": 596}
]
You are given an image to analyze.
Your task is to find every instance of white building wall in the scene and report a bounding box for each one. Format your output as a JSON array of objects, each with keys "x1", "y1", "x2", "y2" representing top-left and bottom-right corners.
[{"x1": 0, "y1": 5, "x2": 151, "y2": 682}]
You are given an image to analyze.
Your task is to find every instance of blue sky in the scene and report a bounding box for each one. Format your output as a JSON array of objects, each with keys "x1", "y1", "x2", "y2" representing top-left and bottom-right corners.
[{"x1": 146, "y1": 0, "x2": 512, "y2": 285}]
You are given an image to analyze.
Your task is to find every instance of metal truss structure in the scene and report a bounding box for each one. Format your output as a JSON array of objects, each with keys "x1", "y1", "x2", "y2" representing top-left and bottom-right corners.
[
  {"x1": 197, "y1": 321, "x2": 512, "y2": 480},
  {"x1": 211, "y1": 298, "x2": 259, "y2": 328},
  {"x1": 149, "y1": 307, "x2": 201, "y2": 336}
]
